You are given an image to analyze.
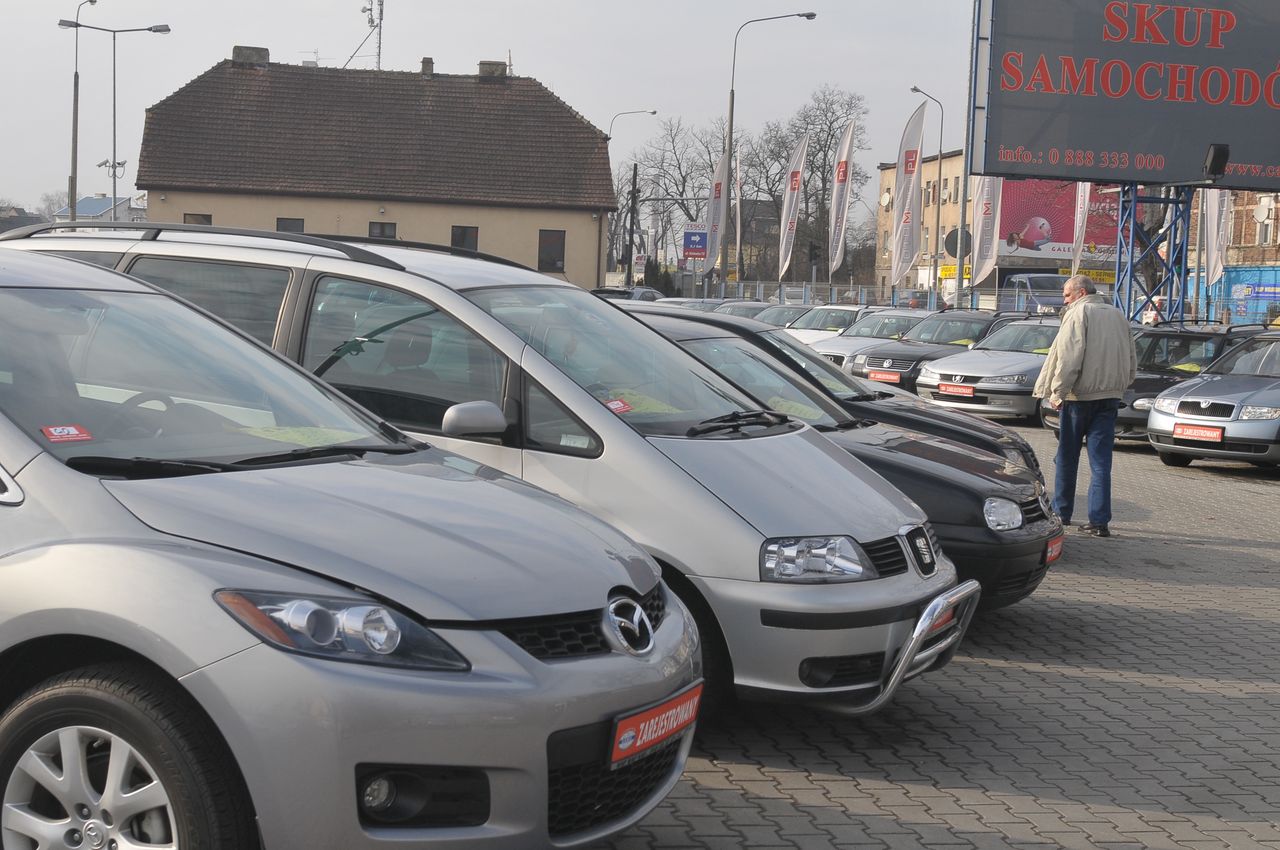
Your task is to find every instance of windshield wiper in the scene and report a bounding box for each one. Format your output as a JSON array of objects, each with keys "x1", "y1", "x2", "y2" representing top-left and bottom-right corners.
[
  {"x1": 232, "y1": 443, "x2": 418, "y2": 467},
  {"x1": 66, "y1": 455, "x2": 241, "y2": 479},
  {"x1": 687, "y1": 409, "x2": 790, "y2": 437}
]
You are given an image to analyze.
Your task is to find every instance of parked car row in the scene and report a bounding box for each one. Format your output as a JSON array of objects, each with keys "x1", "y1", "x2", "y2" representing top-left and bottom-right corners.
[{"x1": 0, "y1": 224, "x2": 1000, "y2": 847}]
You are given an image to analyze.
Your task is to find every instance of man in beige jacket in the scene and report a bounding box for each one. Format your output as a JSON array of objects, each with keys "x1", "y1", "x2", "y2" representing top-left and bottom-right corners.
[{"x1": 1033, "y1": 275, "x2": 1137, "y2": 537}]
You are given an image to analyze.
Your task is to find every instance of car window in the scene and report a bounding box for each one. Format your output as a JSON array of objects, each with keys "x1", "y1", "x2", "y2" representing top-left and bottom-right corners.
[
  {"x1": 1207, "y1": 336, "x2": 1280, "y2": 377},
  {"x1": 679, "y1": 338, "x2": 843, "y2": 427},
  {"x1": 466, "y1": 285, "x2": 759, "y2": 438},
  {"x1": 976, "y1": 323, "x2": 1060, "y2": 354},
  {"x1": 842, "y1": 313, "x2": 922, "y2": 339},
  {"x1": 303, "y1": 277, "x2": 507, "y2": 435},
  {"x1": 754, "y1": 306, "x2": 809, "y2": 326},
  {"x1": 45, "y1": 249, "x2": 125, "y2": 269},
  {"x1": 903, "y1": 315, "x2": 990, "y2": 346},
  {"x1": 762, "y1": 330, "x2": 880, "y2": 399},
  {"x1": 1135, "y1": 333, "x2": 1218, "y2": 373},
  {"x1": 0, "y1": 288, "x2": 385, "y2": 466},
  {"x1": 126, "y1": 256, "x2": 291, "y2": 346},
  {"x1": 790, "y1": 308, "x2": 855, "y2": 331},
  {"x1": 524, "y1": 379, "x2": 601, "y2": 457}
]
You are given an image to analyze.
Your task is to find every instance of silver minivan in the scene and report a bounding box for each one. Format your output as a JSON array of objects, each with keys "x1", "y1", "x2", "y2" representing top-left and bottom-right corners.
[{"x1": 3, "y1": 225, "x2": 981, "y2": 712}]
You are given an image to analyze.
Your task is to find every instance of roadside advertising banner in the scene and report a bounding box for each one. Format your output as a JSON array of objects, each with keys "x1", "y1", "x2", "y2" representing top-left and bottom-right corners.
[
  {"x1": 778, "y1": 133, "x2": 811, "y2": 279},
  {"x1": 970, "y1": 175, "x2": 1003, "y2": 286},
  {"x1": 1204, "y1": 189, "x2": 1232, "y2": 285},
  {"x1": 1070, "y1": 182, "x2": 1092, "y2": 274},
  {"x1": 997, "y1": 178, "x2": 1119, "y2": 261},
  {"x1": 828, "y1": 119, "x2": 858, "y2": 272},
  {"x1": 891, "y1": 104, "x2": 927, "y2": 288},
  {"x1": 704, "y1": 150, "x2": 731, "y2": 272}
]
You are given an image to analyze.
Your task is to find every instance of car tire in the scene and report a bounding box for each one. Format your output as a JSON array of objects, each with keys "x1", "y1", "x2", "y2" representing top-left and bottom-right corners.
[
  {"x1": 1157, "y1": 452, "x2": 1192, "y2": 467},
  {"x1": 0, "y1": 663, "x2": 257, "y2": 850},
  {"x1": 661, "y1": 570, "x2": 734, "y2": 720}
]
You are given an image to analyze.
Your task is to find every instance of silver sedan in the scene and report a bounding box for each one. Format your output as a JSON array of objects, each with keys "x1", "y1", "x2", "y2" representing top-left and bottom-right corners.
[{"x1": 916, "y1": 320, "x2": 1060, "y2": 418}]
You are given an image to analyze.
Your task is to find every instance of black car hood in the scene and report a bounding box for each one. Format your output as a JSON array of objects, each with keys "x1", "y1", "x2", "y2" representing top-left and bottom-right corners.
[
  {"x1": 860, "y1": 338, "x2": 971, "y2": 364},
  {"x1": 1128, "y1": 368, "x2": 1197, "y2": 398}
]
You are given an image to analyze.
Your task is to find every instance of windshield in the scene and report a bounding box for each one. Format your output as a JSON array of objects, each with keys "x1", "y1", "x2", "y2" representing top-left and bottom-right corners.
[
  {"x1": 754, "y1": 305, "x2": 809, "y2": 326},
  {"x1": 903, "y1": 315, "x2": 991, "y2": 346},
  {"x1": 840, "y1": 312, "x2": 923, "y2": 339},
  {"x1": 976, "y1": 323, "x2": 1060, "y2": 354},
  {"x1": 789, "y1": 308, "x2": 858, "y2": 332},
  {"x1": 1134, "y1": 332, "x2": 1220, "y2": 373},
  {"x1": 1206, "y1": 336, "x2": 1280, "y2": 377},
  {"x1": 761, "y1": 330, "x2": 884, "y2": 401},
  {"x1": 0, "y1": 289, "x2": 389, "y2": 467},
  {"x1": 714, "y1": 303, "x2": 768, "y2": 318},
  {"x1": 679, "y1": 338, "x2": 844, "y2": 428},
  {"x1": 465, "y1": 286, "x2": 759, "y2": 436}
]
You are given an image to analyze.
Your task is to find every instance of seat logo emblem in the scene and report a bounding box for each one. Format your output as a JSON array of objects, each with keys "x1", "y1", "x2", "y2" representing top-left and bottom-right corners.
[
  {"x1": 605, "y1": 597, "x2": 655, "y2": 656},
  {"x1": 912, "y1": 535, "x2": 934, "y2": 566}
]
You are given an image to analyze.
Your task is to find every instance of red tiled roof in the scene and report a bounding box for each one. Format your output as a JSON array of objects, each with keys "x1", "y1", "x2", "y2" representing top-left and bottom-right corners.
[{"x1": 138, "y1": 59, "x2": 615, "y2": 211}]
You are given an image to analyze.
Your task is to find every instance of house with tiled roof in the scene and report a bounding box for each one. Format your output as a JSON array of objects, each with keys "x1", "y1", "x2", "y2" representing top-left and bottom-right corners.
[
  {"x1": 138, "y1": 47, "x2": 615, "y2": 286},
  {"x1": 53, "y1": 195, "x2": 146, "y2": 223}
]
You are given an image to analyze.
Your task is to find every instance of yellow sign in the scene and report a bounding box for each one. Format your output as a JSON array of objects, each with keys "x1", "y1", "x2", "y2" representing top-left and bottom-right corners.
[
  {"x1": 940, "y1": 264, "x2": 972, "y2": 279},
  {"x1": 1059, "y1": 268, "x2": 1117, "y2": 284}
]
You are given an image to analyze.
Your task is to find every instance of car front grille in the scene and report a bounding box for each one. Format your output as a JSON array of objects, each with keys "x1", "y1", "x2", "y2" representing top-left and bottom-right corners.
[
  {"x1": 500, "y1": 585, "x2": 666, "y2": 660},
  {"x1": 1151, "y1": 434, "x2": 1268, "y2": 454},
  {"x1": 823, "y1": 353, "x2": 846, "y2": 367},
  {"x1": 799, "y1": 652, "x2": 886, "y2": 688},
  {"x1": 869, "y1": 358, "x2": 915, "y2": 371},
  {"x1": 1021, "y1": 497, "x2": 1049, "y2": 524},
  {"x1": 863, "y1": 536, "x2": 909, "y2": 577},
  {"x1": 994, "y1": 563, "x2": 1050, "y2": 598},
  {"x1": 1178, "y1": 400, "x2": 1235, "y2": 418},
  {"x1": 546, "y1": 732, "x2": 682, "y2": 838}
]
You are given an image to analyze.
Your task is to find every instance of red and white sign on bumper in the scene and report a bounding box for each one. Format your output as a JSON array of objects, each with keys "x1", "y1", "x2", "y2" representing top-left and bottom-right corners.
[{"x1": 609, "y1": 682, "x2": 702, "y2": 769}]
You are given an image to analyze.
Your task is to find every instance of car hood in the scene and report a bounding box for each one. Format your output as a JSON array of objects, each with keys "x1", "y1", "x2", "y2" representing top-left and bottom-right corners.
[
  {"x1": 102, "y1": 451, "x2": 658, "y2": 622},
  {"x1": 861, "y1": 339, "x2": 969, "y2": 363},
  {"x1": 1159, "y1": 373, "x2": 1280, "y2": 404},
  {"x1": 786, "y1": 329, "x2": 843, "y2": 346},
  {"x1": 926, "y1": 349, "x2": 1045, "y2": 377},
  {"x1": 814, "y1": 335, "x2": 899, "y2": 357},
  {"x1": 648, "y1": 427, "x2": 922, "y2": 541}
]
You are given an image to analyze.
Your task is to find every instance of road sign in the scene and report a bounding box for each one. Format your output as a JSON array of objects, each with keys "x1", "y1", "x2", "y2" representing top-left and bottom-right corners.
[{"x1": 683, "y1": 226, "x2": 708, "y2": 259}]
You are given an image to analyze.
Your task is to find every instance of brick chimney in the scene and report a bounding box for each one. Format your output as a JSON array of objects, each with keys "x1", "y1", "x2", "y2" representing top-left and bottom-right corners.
[
  {"x1": 478, "y1": 60, "x2": 507, "y2": 79},
  {"x1": 231, "y1": 46, "x2": 270, "y2": 68},
  {"x1": 421, "y1": 57, "x2": 434, "y2": 77}
]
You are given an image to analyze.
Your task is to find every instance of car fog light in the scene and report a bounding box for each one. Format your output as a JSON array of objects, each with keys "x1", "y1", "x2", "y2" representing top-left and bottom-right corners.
[
  {"x1": 342, "y1": 606, "x2": 402, "y2": 654},
  {"x1": 274, "y1": 600, "x2": 338, "y2": 646},
  {"x1": 362, "y1": 775, "x2": 397, "y2": 813}
]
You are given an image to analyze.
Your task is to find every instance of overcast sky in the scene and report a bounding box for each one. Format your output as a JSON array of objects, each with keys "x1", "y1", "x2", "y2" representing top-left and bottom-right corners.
[{"x1": 1, "y1": 0, "x2": 971, "y2": 214}]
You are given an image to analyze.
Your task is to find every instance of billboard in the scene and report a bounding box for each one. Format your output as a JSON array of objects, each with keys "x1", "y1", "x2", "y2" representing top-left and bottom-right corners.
[
  {"x1": 997, "y1": 178, "x2": 1119, "y2": 261},
  {"x1": 974, "y1": 0, "x2": 1280, "y2": 190}
]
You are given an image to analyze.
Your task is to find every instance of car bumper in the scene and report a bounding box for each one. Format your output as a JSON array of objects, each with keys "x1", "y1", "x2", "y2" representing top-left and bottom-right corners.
[
  {"x1": 851, "y1": 367, "x2": 918, "y2": 392},
  {"x1": 916, "y1": 382, "x2": 1037, "y2": 416},
  {"x1": 932, "y1": 518, "x2": 1064, "y2": 608},
  {"x1": 693, "y1": 566, "x2": 980, "y2": 711},
  {"x1": 180, "y1": 595, "x2": 700, "y2": 849},
  {"x1": 1147, "y1": 410, "x2": 1280, "y2": 462},
  {"x1": 1042, "y1": 401, "x2": 1154, "y2": 441}
]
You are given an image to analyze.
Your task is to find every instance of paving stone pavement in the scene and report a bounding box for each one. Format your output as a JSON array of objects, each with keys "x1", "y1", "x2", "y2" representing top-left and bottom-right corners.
[{"x1": 600, "y1": 426, "x2": 1280, "y2": 849}]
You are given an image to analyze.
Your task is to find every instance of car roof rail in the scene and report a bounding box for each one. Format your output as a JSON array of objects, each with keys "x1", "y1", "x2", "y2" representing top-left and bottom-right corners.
[
  {"x1": 0, "y1": 220, "x2": 406, "y2": 271},
  {"x1": 304, "y1": 233, "x2": 534, "y2": 272}
]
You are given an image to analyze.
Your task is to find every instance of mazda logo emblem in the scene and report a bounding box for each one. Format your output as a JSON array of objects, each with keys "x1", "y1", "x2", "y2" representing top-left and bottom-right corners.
[{"x1": 605, "y1": 596, "x2": 655, "y2": 656}]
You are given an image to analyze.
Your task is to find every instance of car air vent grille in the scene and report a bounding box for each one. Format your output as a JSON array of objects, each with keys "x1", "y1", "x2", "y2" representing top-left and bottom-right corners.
[
  {"x1": 872, "y1": 358, "x2": 915, "y2": 371},
  {"x1": 1021, "y1": 497, "x2": 1048, "y2": 524},
  {"x1": 499, "y1": 584, "x2": 665, "y2": 661},
  {"x1": 547, "y1": 735, "x2": 682, "y2": 837},
  {"x1": 1178, "y1": 400, "x2": 1234, "y2": 418},
  {"x1": 823, "y1": 353, "x2": 846, "y2": 367},
  {"x1": 863, "y1": 536, "x2": 908, "y2": 577},
  {"x1": 995, "y1": 563, "x2": 1049, "y2": 597},
  {"x1": 799, "y1": 652, "x2": 886, "y2": 688},
  {"x1": 639, "y1": 584, "x2": 666, "y2": 631}
]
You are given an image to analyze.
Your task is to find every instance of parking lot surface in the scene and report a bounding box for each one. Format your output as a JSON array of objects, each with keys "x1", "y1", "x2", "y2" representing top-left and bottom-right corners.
[{"x1": 603, "y1": 426, "x2": 1280, "y2": 849}]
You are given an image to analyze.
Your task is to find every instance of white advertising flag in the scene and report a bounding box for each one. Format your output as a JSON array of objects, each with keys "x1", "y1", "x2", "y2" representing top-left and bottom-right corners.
[
  {"x1": 734, "y1": 155, "x2": 743, "y2": 280},
  {"x1": 970, "y1": 175, "x2": 1003, "y2": 287},
  {"x1": 1204, "y1": 189, "x2": 1232, "y2": 287},
  {"x1": 778, "y1": 133, "x2": 811, "y2": 279},
  {"x1": 1070, "y1": 182, "x2": 1092, "y2": 275},
  {"x1": 703, "y1": 150, "x2": 731, "y2": 274},
  {"x1": 891, "y1": 104, "x2": 927, "y2": 289},
  {"x1": 827, "y1": 119, "x2": 858, "y2": 272}
]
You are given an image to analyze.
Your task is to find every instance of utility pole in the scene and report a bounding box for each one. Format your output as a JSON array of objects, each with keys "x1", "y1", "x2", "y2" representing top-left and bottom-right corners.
[{"x1": 625, "y1": 164, "x2": 639, "y2": 287}]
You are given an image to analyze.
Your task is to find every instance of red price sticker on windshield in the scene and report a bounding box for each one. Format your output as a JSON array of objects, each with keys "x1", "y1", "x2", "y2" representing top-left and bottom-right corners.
[
  {"x1": 605, "y1": 399, "x2": 633, "y2": 414},
  {"x1": 41, "y1": 424, "x2": 93, "y2": 443}
]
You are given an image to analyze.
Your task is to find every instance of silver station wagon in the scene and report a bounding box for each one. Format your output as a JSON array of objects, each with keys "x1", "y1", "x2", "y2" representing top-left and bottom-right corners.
[
  {"x1": 4, "y1": 223, "x2": 980, "y2": 715},
  {"x1": 0, "y1": 250, "x2": 701, "y2": 849}
]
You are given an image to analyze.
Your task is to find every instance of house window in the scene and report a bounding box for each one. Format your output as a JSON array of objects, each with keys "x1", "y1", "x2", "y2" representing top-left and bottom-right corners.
[
  {"x1": 953, "y1": 176, "x2": 961, "y2": 202},
  {"x1": 369, "y1": 221, "x2": 397, "y2": 239},
  {"x1": 183, "y1": 213, "x2": 212, "y2": 225},
  {"x1": 538, "y1": 229, "x2": 566, "y2": 273},
  {"x1": 882, "y1": 230, "x2": 890, "y2": 256},
  {"x1": 1257, "y1": 217, "x2": 1273, "y2": 245},
  {"x1": 276, "y1": 217, "x2": 304, "y2": 233},
  {"x1": 924, "y1": 181, "x2": 931, "y2": 207},
  {"x1": 923, "y1": 228, "x2": 930, "y2": 254},
  {"x1": 451, "y1": 225, "x2": 479, "y2": 251}
]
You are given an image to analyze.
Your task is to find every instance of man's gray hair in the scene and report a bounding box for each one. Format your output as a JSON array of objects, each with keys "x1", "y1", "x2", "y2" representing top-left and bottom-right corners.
[{"x1": 1066, "y1": 274, "x2": 1097, "y2": 295}]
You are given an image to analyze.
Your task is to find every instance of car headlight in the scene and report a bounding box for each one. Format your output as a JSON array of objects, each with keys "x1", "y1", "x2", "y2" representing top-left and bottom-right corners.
[
  {"x1": 852, "y1": 354, "x2": 868, "y2": 366},
  {"x1": 760, "y1": 536, "x2": 877, "y2": 583},
  {"x1": 1241, "y1": 405, "x2": 1280, "y2": 420},
  {"x1": 1132, "y1": 397, "x2": 1155, "y2": 411},
  {"x1": 215, "y1": 590, "x2": 470, "y2": 670},
  {"x1": 919, "y1": 367, "x2": 940, "y2": 381},
  {"x1": 1153, "y1": 397, "x2": 1179, "y2": 414},
  {"x1": 982, "y1": 497, "x2": 1024, "y2": 531},
  {"x1": 985, "y1": 374, "x2": 1028, "y2": 384}
]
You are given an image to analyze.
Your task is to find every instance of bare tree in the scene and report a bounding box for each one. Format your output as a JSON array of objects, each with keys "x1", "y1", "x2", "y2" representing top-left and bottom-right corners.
[{"x1": 37, "y1": 190, "x2": 69, "y2": 220}]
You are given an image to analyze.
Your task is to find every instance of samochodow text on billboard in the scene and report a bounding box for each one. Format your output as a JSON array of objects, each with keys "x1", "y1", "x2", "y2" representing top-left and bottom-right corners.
[{"x1": 975, "y1": 1, "x2": 1280, "y2": 191}]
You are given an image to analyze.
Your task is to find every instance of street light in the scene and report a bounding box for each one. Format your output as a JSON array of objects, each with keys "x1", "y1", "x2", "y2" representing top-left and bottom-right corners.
[
  {"x1": 60, "y1": 0, "x2": 97, "y2": 221},
  {"x1": 910, "y1": 85, "x2": 944, "y2": 309},
  {"x1": 606, "y1": 108, "x2": 657, "y2": 141},
  {"x1": 721, "y1": 11, "x2": 816, "y2": 288},
  {"x1": 604, "y1": 109, "x2": 657, "y2": 288},
  {"x1": 58, "y1": 18, "x2": 171, "y2": 221}
]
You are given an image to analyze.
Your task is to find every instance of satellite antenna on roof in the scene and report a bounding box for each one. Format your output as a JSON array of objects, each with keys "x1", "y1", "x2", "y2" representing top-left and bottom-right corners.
[
  {"x1": 298, "y1": 48, "x2": 334, "y2": 67},
  {"x1": 352, "y1": 0, "x2": 385, "y2": 70}
]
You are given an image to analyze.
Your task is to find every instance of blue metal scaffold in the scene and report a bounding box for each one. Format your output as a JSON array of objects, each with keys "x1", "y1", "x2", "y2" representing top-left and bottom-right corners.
[{"x1": 1113, "y1": 184, "x2": 1196, "y2": 322}]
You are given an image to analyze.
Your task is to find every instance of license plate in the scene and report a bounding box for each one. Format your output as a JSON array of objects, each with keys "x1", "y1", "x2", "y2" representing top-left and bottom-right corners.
[
  {"x1": 1173, "y1": 423, "x2": 1224, "y2": 442},
  {"x1": 867, "y1": 370, "x2": 900, "y2": 383},
  {"x1": 609, "y1": 681, "x2": 702, "y2": 769},
  {"x1": 938, "y1": 383, "x2": 974, "y2": 397},
  {"x1": 1046, "y1": 534, "x2": 1064, "y2": 563}
]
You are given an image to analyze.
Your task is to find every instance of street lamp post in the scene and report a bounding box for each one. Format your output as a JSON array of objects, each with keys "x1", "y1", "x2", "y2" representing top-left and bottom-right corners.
[
  {"x1": 63, "y1": 0, "x2": 97, "y2": 222},
  {"x1": 606, "y1": 108, "x2": 656, "y2": 141},
  {"x1": 721, "y1": 12, "x2": 816, "y2": 289},
  {"x1": 911, "y1": 86, "x2": 944, "y2": 309},
  {"x1": 58, "y1": 18, "x2": 171, "y2": 222},
  {"x1": 605, "y1": 109, "x2": 657, "y2": 287}
]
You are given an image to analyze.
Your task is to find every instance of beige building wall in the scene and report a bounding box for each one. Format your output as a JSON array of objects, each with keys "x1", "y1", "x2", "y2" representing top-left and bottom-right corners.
[
  {"x1": 874, "y1": 151, "x2": 967, "y2": 303},
  {"x1": 147, "y1": 191, "x2": 609, "y2": 288}
]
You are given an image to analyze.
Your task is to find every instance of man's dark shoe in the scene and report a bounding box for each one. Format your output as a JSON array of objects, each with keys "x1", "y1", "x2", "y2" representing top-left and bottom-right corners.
[{"x1": 1078, "y1": 523, "x2": 1110, "y2": 537}]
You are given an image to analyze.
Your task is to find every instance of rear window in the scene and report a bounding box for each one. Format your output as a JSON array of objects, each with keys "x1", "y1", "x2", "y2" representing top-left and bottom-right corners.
[{"x1": 125, "y1": 256, "x2": 290, "y2": 346}]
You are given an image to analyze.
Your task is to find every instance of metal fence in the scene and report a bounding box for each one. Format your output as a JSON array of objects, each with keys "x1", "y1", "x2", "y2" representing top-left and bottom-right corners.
[{"x1": 675, "y1": 278, "x2": 878, "y2": 306}]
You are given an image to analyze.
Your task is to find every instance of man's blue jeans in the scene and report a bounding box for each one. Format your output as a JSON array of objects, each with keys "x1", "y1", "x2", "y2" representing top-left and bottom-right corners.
[{"x1": 1053, "y1": 398, "x2": 1121, "y2": 525}]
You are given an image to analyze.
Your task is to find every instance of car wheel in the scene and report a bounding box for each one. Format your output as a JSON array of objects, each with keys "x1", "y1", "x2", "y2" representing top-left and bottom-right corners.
[
  {"x1": 661, "y1": 570, "x2": 733, "y2": 720},
  {"x1": 0, "y1": 663, "x2": 257, "y2": 850},
  {"x1": 1157, "y1": 452, "x2": 1192, "y2": 467}
]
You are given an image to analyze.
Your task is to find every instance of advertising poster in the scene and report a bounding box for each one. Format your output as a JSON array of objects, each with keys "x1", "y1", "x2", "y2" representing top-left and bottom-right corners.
[{"x1": 998, "y1": 178, "x2": 1119, "y2": 262}]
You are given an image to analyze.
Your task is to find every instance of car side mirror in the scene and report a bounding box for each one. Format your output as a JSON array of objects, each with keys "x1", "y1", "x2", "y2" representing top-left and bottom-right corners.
[{"x1": 442, "y1": 400, "x2": 508, "y2": 437}]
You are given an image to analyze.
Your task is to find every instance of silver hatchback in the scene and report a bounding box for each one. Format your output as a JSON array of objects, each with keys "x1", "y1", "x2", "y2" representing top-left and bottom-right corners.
[{"x1": 0, "y1": 251, "x2": 701, "y2": 849}]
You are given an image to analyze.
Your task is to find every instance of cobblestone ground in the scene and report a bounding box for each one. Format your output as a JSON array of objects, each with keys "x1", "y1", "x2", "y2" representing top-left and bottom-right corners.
[{"x1": 602, "y1": 426, "x2": 1280, "y2": 849}]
